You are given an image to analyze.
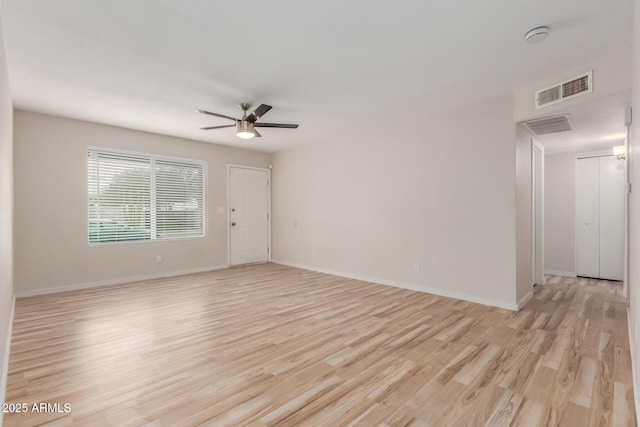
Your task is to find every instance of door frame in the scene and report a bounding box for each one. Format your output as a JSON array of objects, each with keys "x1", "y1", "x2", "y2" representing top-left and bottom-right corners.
[
  {"x1": 227, "y1": 164, "x2": 272, "y2": 267},
  {"x1": 532, "y1": 140, "x2": 545, "y2": 285},
  {"x1": 624, "y1": 123, "x2": 631, "y2": 305}
]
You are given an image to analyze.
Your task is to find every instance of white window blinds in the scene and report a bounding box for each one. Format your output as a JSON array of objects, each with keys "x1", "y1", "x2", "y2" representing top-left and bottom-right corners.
[
  {"x1": 88, "y1": 149, "x2": 205, "y2": 244},
  {"x1": 155, "y1": 159, "x2": 205, "y2": 239}
]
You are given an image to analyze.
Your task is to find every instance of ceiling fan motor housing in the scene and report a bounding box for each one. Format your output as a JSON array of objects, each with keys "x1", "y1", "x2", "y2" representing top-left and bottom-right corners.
[{"x1": 237, "y1": 120, "x2": 254, "y2": 133}]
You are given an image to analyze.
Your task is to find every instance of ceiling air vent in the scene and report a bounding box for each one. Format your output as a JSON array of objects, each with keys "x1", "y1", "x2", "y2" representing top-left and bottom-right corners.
[
  {"x1": 522, "y1": 114, "x2": 574, "y2": 136},
  {"x1": 535, "y1": 71, "x2": 593, "y2": 109}
]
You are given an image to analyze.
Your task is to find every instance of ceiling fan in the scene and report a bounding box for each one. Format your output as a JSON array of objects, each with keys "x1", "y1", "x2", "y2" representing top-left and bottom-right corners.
[{"x1": 194, "y1": 103, "x2": 299, "y2": 139}]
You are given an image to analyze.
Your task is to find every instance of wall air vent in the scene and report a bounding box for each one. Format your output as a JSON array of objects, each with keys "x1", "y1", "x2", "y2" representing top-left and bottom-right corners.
[
  {"x1": 535, "y1": 71, "x2": 593, "y2": 109},
  {"x1": 522, "y1": 114, "x2": 574, "y2": 136}
]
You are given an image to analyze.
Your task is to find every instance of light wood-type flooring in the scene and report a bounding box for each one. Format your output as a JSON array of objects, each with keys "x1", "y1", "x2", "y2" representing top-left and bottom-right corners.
[{"x1": 4, "y1": 264, "x2": 636, "y2": 426}]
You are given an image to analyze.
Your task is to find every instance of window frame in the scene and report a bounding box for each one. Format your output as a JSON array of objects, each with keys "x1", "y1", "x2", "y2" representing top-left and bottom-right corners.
[{"x1": 87, "y1": 146, "x2": 207, "y2": 245}]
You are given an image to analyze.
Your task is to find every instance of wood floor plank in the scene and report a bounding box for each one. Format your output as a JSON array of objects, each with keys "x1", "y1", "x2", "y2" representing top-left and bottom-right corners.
[{"x1": 3, "y1": 265, "x2": 635, "y2": 426}]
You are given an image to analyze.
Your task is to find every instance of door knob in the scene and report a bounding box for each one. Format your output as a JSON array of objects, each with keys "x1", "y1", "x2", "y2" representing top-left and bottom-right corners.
[{"x1": 231, "y1": 222, "x2": 236, "y2": 227}]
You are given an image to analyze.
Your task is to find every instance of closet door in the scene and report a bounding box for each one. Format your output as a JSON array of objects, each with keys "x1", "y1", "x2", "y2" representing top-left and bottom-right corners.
[
  {"x1": 599, "y1": 156, "x2": 624, "y2": 280},
  {"x1": 576, "y1": 157, "x2": 600, "y2": 278}
]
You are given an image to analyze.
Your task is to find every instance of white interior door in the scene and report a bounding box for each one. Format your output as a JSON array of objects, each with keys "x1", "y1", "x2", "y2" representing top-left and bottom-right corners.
[
  {"x1": 599, "y1": 156, "x2": 624, "y2": 280},
  {"x1": 229, "y1": 166, "x2": 270, "y2": 266},
  {"x1": 576, "y1": 157, "x2": 600, "y2": 278}
]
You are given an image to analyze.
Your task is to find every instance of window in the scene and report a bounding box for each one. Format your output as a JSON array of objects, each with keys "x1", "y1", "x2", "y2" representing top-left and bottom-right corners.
[{"x1": 88, "y1": 148, "x2": 205, "y2": 244}]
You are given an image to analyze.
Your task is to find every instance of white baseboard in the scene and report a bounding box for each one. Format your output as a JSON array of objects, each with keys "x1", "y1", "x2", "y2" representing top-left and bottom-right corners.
[
  {"x1": 272, "y1": 260, "x2": 518, "y2": 311},
  {"x1": 544, "y1": 270, "x2": 577, "y2": 278},
  {"x1": 0, "y1": 294, "x2": 16, "y2": 427},
  {"x1": 628, "y1": 310, "x2": 640, "y2": 425},
  {"x1": 517, "y1": 290, "x2": 534, "y2": 310},
  {"x1": 15, "y1": 264, "x2": 228, "y2": 298}
]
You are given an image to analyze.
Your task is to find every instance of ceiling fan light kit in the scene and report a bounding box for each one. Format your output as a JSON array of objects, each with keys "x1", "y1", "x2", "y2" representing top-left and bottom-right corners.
[
  {"x1": 236, "y1": 121, "x2": 256, "y2": 139},
  {"x1": 195, "y1": 103, "x2": 299, "y2": 140}
]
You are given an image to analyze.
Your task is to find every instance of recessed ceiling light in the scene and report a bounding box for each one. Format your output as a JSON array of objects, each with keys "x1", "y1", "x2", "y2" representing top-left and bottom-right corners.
[{"x1": 525, "y1": 26, "x2": 550, "y2": 44}]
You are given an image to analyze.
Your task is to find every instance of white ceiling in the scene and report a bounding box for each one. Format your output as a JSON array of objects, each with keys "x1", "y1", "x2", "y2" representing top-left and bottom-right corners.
[{"x1": 2, "y1": 0, "x2": 633, "y2": 153}]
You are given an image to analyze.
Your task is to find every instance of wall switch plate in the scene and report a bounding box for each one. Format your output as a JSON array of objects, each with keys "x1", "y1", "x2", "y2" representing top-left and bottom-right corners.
[
  {"x1": 414, "y1": 262, "x2": 420, "y2": 272},
  {"x1": 156, "y1": 255, "x2": 162, "y2": 263},
  {"x1": 312, "y1": 248, "x2": 317, "y2": 256}
]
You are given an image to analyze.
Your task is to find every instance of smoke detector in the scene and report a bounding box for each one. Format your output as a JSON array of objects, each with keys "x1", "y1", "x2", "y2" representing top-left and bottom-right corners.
[{"x1": 525, "y1": 26, "x2": 550, "y2": 44}]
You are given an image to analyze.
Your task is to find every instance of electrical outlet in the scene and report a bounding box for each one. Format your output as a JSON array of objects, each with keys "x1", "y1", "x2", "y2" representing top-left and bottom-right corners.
[
  {"x1": 414, "y1": 262, "x2": 420, "y2": 272},
  {"x1": 156, "y1": 255, "x2": 162, "y2": 263}
]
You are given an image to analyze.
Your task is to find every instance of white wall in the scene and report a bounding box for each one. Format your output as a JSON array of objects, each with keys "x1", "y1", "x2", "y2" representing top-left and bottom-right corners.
[
  {"x1": 0, "y1": 0, "x2": 13, "y2": 417},
  {"x1": 544, "y1": 152, "x2": 577, "y2": 276},
  {"x1": 515, "y1": 125, "x2": 533, "y2": 305},
  {"x1": 272, "y1": 94, "x2": 519, "y2": 309},
  {"x1": 628, "y1": 0, "x2": 640, "y2": 420},
  {"x1": 13, "y1": 111, "x2": 271, "y2": 295}
]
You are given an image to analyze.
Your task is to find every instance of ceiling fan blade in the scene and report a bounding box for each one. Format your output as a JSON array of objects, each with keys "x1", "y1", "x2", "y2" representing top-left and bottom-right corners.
[
  {"x1": 253, "y1": 129, "x2": 262, "y2": 138},
  {"x1": 254, "y1": 122, "x2": 299, "y2": 129},
  {"x1": 193, "y1": 109, "x2": 237, "y2": 122},
  {"x1": 200, "y1": 124, "x2": 236, "y2": 130},
  {"x1": 246, "y1": 104, "x2": 272, "y2": 123}
]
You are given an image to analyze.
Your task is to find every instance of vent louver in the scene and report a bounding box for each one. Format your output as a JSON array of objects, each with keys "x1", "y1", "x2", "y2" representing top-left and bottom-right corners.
[
  {"x1": 522, "y1": 114, "x2": 574, "y2": 136},
  {"x1": 538, "y1": 86, "x2": 561, "y2": 106},
  {"x1": 562, "y1": 75, "x2": 589, "y2": 98},
  {"x1": 535, "y1": 71, "x2": 592, "y2": 109}
]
